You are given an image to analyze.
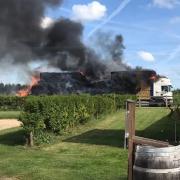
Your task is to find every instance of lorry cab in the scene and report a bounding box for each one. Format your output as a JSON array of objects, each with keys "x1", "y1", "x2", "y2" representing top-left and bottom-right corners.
[{"x1": 153, "y1": 76, "x2": 173, "y2": 104}]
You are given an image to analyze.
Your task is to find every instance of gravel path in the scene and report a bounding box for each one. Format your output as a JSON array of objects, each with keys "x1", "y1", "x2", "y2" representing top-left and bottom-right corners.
[{"x1": 0, "y1": 119, "x2": 22, "y2": 131}]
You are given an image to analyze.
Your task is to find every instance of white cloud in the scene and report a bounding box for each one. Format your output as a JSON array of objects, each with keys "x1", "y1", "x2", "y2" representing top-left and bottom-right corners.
[
  {"x1": 41, "y1": 17, "x2": 54, "y2": 29},
  {"x1": 152, "y1": 0, "x2": 180, "y2": 9},
  {"x1": 170, "y1": 16, "x2": 180, "y2": 24},
  {"x1": 72, "y1": 1, "x2": 107, "y2": 22},
  {"x1": 137, "y1": 51, "x2": 155, "y2": 62},
  {"x1": 87, "y1": 0, "x2": 131, "y2": 38}
]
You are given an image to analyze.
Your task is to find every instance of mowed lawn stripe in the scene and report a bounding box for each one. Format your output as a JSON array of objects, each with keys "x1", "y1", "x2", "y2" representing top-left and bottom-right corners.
[{"x1": 0, "y1": 111, "x2": 20, "y2": 119}]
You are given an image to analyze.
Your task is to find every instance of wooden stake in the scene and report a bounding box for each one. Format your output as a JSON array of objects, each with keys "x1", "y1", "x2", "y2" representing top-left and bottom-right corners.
[
  {"x1": 29, "y1": 131, "x2": 34, "y2": 147},
  {"x1": 127, "y1": 100, "x2": 136, "y2": 180}
]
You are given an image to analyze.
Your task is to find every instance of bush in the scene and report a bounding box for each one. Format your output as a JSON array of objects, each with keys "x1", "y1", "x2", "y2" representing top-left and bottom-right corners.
[
  {"x1": 20, "y1": 94, "x2": 136, "y2": 144},
  {"x1": 0, "y1": 96, "x2": 25, "y2": 110},
  {"x1": 174, "y1": 93, "x2": 180, "y2": 107}
]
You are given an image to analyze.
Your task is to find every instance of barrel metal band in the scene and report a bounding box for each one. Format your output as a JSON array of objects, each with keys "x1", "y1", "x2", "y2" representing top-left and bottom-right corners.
[{"x1": 134, "y1": 166, "x2": 180, "y2": 174}]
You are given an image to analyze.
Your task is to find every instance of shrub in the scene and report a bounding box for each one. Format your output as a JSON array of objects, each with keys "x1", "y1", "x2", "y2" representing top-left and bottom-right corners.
[
  {"x1": 174, "y1": 93, "x2": 180, "y2": 108},
  {"x1": 0, "y1": 96, "x2": 25, "y2": 110},
  {"x1": 20, "y1": 94, "x2": 136, "y2": 144}
]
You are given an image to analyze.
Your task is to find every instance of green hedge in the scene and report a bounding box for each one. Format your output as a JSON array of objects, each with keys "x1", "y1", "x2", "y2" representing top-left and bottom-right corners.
[
  {"x1": 0, "y1": 96, "x2": 25, "y2": 110},
  {"x1": 19, "y1": 94, "x2": 136, "y2": 144},
  {"x1": 102, "y1": 94, "x2": 137, "y2": 109},
  {"x1": 174, "y1": 93, "x2": 180, "y2": 107}
]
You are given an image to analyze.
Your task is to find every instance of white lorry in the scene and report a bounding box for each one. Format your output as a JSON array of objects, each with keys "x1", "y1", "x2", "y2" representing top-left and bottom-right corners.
[
  {"x1": 111, "y1": 70, "x2": 173, "y2": 106},
  {"x1": 150, "y1": 76, "x2": 173, "y2": 106}
]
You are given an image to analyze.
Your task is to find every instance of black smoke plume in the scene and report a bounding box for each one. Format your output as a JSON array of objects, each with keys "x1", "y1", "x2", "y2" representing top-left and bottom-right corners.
[
  {"x1": 0, "y1": 0, "x2": 63, "y2": 70},
  {"x1": 0, "y1": 0, "x2": 129, "y2": 83},
  {"x1": 91, "y1": 32, "x2": 130, "y2": 71},
  {"x1": 42, "y1": 19, "x2": 108, "y2": 79}
]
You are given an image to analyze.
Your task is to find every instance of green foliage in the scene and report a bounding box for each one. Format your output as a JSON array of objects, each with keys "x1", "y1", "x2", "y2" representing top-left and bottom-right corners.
[
  {"x1": 0, "y1": 96, "x2": 25, "y2": 111},
  {"x1": 173, "y1": 93, "x2": 180, "y2": 107},
  {"x1": 103, "y1": 94, "x2": 137, "y2": 110},
  {"x1": 20, "y1": 94, "x2": 136, "y2": 144},
  {"x1": 171, "y1": 93, "x2": 180, "y2": 125}
]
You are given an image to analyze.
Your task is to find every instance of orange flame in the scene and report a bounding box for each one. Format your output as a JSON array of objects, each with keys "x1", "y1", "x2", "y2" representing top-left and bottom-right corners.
[{"x1": 17, "y1": 75, "x2": 40, "y2": 97}]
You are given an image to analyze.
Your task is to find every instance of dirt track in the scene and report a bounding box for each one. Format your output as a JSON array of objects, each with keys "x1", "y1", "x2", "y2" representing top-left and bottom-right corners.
[{"x1": 0, "y1": 119, "x2": 22, "y2": 131}]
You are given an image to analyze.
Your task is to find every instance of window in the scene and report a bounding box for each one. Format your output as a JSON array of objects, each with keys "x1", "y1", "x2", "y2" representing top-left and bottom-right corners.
[
  {"x1": 161, "y1": 86, "x2": 168, "y2": 92},
  {"x1": 169, "y1": 85, "x2": 173, "y2": 92},
  {"x1": 161, "y1": 85, "x2": 172, "y2": 92}
]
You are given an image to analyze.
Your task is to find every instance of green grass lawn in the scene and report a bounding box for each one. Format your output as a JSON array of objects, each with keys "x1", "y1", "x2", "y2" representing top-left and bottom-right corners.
[
  {"x1": 0, "y1": 107, "x2": 179, "y2": 180},
  {"x1": 0, "y1": 111, "x2": 20, "y2": 119}
]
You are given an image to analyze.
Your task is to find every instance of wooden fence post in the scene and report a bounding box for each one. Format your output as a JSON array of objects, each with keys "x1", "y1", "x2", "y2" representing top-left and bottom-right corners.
[
  {"x1": 27, "y1": 131, "x2": 34, "y2": 147},
  {"x1": 124, "y1": 101, "x2": 128, "y2": 149},
  {"x1": 165, "y1": 96, "x2": 168, "y2": 107},
  {"x1": 127, "y1": 100, "x2": 136, "y2": 180},
  {"x1": 138, "y1": 97, "x2": 141, "y2": 108}
]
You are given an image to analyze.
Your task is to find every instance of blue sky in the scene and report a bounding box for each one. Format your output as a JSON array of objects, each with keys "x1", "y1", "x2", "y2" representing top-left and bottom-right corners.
[{"x1": 45, "y1": 0, "x2": 180, "y2": 88}]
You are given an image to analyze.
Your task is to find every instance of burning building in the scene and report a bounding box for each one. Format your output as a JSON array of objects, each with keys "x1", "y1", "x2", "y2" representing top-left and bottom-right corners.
[
  {"x1": 31, "y1": 72, "x2": 92, "y2": 95},
  {"x1": 30, "y1": 70, "x2": 157, "y2": 96},
  {"x1": 111, "y1": 70, "x2": 157, "y2": 95},
  {"x1": 18, "y1": 68, "x2": 173, "y2": 106}
]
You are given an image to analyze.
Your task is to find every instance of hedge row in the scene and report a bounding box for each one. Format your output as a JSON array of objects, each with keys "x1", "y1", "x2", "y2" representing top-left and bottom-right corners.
[
  {"x1": 19, "y1": 94, "x2": 136, "y2": 144},
  {"x1": 0, "y1": 96, "x2": 25, "y2": 110},
  {"x1": 174, "y1": 93, "x2": 180, "y2": 107}
]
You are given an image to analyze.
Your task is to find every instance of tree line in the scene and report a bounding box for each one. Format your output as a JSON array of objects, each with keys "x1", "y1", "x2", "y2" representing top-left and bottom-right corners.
[{"x1": 0, "y1": 83, "x2": 26, "y2": 95}]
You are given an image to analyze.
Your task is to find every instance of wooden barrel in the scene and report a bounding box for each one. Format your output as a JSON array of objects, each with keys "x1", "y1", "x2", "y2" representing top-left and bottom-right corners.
[{"x1": 133, "y1": 145, "x2": 180, "y2": 180}]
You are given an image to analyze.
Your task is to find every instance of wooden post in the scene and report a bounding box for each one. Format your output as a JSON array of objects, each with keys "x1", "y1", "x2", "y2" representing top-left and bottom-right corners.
[
  {"x1": 138, "y1": 97, "x2": 141, "y2": 108},
  {"x1": 127, "y1": 100, "x2": 136, "y2": 180},
  {"x1": 29, "y1": 131, "x2": 34, "y2": 147},
  {"x1": 174, "y1": 117, "x2": 177, "y2": 143},
  {"x1": 165, "y1": 96, "x2": 168, "y2": 107},
  {"x1": 124, "y1": 101, "x2": 128, "y2": 149}
]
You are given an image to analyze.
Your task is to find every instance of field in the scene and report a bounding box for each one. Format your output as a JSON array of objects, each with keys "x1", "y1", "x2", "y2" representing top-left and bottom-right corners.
[{"x1": 0, "y1": 107, "x2": 179, "y2": 180}]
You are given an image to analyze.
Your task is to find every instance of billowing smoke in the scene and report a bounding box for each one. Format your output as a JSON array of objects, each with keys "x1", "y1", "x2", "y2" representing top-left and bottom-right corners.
[
  {"x1": 91, "y1": 32, "x2": 130, "y2": 72},
  {"x1": 42, "y1": 19, "x2": 108, "y2": 79},
  {"x1": 0, "y1": 0, "x2": 63, "y2": 83},
  {"x1": 0, "y1": 0, "x2": 63, "y2": 60},
  {"x1": 0, "y1": 0, "x2": 129, "y2": 83}
]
